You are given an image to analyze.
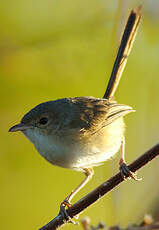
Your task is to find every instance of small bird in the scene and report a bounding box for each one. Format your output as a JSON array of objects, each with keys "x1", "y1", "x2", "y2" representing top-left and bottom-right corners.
[{"x1": 9, "y1": 7, "x2": 141, "y2": 215}]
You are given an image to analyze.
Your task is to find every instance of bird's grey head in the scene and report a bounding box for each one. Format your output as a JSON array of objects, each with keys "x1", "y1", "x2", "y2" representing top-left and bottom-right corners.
[{"x1": 9, "y1": 99, "x2": 71, "y2": 143}]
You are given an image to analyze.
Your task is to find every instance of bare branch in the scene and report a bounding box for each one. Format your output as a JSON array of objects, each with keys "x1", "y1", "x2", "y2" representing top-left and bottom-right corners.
[{"x1": 39, "y1": 143, "x2": 159, "y2": 230}]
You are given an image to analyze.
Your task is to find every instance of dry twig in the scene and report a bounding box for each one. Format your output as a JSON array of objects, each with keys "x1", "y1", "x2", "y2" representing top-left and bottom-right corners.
[{"x1": 39, "y1": 143, "x2": 159, "y2": 230}]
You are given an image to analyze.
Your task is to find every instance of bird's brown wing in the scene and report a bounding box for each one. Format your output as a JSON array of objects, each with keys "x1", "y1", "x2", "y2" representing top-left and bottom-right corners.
[
  {"x1": 68, "y1": 97, "x2": 134, "y2": 133},
  {"x1": 104, "y1": 102, "x2": 134, "y2": 126}
]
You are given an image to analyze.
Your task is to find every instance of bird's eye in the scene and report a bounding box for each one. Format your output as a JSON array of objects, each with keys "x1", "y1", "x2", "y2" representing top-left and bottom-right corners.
[{"x1": 39, "y1": 117, "x2": 48, "y2": 125}]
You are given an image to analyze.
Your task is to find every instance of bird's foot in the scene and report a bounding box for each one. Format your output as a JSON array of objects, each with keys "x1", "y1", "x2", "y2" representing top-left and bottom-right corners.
[
  {"x1": 119, "y1": 161, "x2": 142, "y2": 181},
  {"x1": 59, "y1": 199, "x2": 78, "y2": 225}
]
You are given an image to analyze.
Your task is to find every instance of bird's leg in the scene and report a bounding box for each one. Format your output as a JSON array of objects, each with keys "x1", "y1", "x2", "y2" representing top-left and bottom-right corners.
[
  {"x1": 60, "y1": 168, "x2": 94, "y2": 222},
  {"x1": 119, "y1": 136, "x2": 141, "y2": 181}
]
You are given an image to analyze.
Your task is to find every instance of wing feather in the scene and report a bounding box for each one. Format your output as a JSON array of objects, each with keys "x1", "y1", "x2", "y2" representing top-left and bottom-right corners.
[{"x1": 68, "y1": 97, "x2": 134, "y2": 133}]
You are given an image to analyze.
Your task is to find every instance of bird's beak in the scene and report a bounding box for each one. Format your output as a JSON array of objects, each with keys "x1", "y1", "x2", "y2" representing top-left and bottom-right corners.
[{"x1": 9, "y1": 123, "x2": 32, "y2": 132}]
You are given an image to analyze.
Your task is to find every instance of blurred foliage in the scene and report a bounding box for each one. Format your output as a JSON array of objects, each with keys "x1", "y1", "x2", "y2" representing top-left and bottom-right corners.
[{"x1": 1, "y1": 0, "x2": 159, "y2": 229}]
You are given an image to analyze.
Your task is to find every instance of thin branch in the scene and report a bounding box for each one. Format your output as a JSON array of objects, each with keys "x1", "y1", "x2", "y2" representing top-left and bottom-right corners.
[{"x1": 39, "y1": 143, "x2": 159, "y2": 230}]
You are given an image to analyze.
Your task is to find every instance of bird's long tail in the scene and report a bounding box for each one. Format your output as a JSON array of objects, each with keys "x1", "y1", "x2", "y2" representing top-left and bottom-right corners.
[{"x1": 103, "y1": 6, "x2": 141, "y2": 100}]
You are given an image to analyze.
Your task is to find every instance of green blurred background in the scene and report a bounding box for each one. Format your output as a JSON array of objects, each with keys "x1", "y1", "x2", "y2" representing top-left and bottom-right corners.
[{"x1": 1, "y1": 0, "x2": 159, "y2": 229}]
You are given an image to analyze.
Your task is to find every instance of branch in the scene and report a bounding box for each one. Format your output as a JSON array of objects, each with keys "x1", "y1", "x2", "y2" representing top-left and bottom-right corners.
[{"x1": 39, "y1": 143, "x2": 159, "y2": 230}]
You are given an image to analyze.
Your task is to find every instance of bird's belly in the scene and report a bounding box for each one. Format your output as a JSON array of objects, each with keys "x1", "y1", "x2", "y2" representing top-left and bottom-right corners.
[
  {"x1": 68, "y1": 117, "x2": 125, "y2": 169},
  {"x1": 24, "y1": 117, "x2": 125, "y2": 170},
  {"x1": 34, "y1": 118, "x2": 124, "y2": 170},
  {"x1": 38, "y1": 137, "x2": 122, "y2": 170},
  {"x1": 36, "y1": 139, "x2": 121, "y2": 170}
]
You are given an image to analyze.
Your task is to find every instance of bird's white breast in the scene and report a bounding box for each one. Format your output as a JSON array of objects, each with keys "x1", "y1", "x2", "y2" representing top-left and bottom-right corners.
[
  {"x1": 23, "y1": 128, "x2": 69, "y2": 166},
  {"x1": 22, "y1": 117, "x2": 124, "y2": 170}
]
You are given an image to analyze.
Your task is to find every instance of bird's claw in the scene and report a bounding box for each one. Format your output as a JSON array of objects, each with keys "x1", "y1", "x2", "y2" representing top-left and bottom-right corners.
[
  {"x1": 61, "y1": 199, "x2": 72, "y2": 209},
  {"x1": 120, "y1": 162, "x2": 142, "y2": 181},
  {"x1": 59, "y1": 199, "x2": 78, "y2": 225}
]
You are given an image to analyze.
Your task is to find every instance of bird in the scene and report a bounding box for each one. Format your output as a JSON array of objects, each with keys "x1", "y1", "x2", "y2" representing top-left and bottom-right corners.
[{"x1": 9, "y1": 7, "x2": 141, "y2": 217}]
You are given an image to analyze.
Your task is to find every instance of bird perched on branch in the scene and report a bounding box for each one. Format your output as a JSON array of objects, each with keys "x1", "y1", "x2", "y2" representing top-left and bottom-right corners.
[{"x1": 9, "y1": 6, "x2": 141, "y2": 217}]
